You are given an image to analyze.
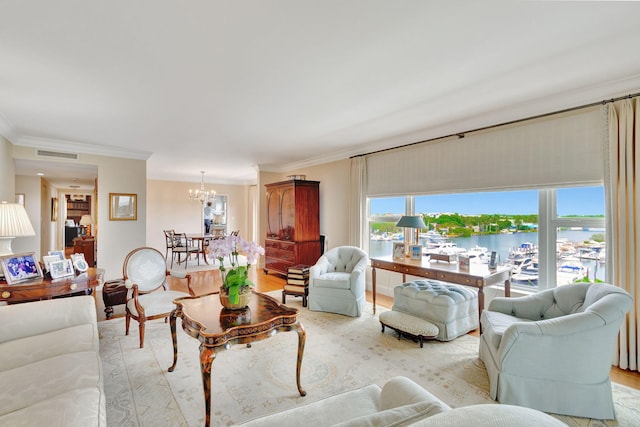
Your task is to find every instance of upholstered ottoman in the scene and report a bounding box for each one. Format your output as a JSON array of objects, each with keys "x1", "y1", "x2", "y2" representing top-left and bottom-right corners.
[
  {"x1": 379, "y1": 310, "x2": 439, "y2": 347},
  {"x1": 392, "y1": 280, "x2": 478, "y2": 341}
]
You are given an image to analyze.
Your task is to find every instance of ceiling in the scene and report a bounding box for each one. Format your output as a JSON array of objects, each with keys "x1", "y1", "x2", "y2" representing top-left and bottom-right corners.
[{"x1": 3, "y1": 1, "x2": 640, "y2": 187}]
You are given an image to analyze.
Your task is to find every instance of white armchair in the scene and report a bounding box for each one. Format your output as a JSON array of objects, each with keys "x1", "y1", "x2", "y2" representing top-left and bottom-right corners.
[
  {"x1": 124, "y1": 247, "x2": 195, "y2": 348},
  {"x1": 479, "y1": 283, "x2": 632, "y2": 419},
  {"x1": 309, "y1": 246, "x2": 369, "y2": 317}
]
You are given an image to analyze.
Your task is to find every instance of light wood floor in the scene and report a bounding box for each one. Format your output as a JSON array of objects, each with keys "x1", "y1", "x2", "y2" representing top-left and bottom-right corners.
[{"x1": 167, "y1": 267, "x2": 640, "y2": 391}]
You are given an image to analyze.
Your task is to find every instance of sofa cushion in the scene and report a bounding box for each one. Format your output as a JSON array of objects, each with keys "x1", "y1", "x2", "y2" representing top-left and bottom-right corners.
[
  {"x1": 235, "y1": 384, "x2": 383, "y2": 426},
  {"x1": 0, "y1": 350, "x2": 102, "y2": 416},
  {"x1": 379, "y1": 376, "x2": 450, "y2": 411},
  {"x1": 407, "y1": 403, "x2": 566, "y2": 426},
  {"x1": 0, "y1": 323, "x2": 97, "y2": 371},
  {"x1": 333, "y1": 400, "x2": 448, "y2": 427},
  {"x1": 0, "y1": 387, "x2": 106, "y2": 427}
]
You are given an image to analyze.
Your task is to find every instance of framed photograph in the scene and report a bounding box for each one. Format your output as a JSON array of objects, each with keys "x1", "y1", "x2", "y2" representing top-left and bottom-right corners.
[
  {"x1": 110, "y1": 193, "x2": 137, "y2": 220},
  {"x1": 393, "y1": 242, "x2": 405, "y2": 259},
  {"x1": 15, "y1": 193, "x2": 25, "y2": 207},
  {"x1": 48, "y1": 250, "x2": 65, "y2": 261},
  {"x1": 71, "y1": 253, "x2": 89, "y2": 272},
  {"x1": 458, "y1": 254, "x2": 470, "y2": 270},
  {"x1": 43, "y1": 255, "x2": 62, "y2": 272},
  {"x1": 49, "y1": 259, "x2": 75, "y2": 279},
  {"x1": 410, "y1": 244, "x2": 423, "y2": 260},
  {"x1": 51, "y1": 197, "x2": 58, "y2": 221},
  {"x1": 0, "y1": 252, "x2": 43, "y2": 285}
]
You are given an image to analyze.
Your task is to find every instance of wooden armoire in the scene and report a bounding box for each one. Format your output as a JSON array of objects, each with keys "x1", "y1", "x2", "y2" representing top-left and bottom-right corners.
[{"x1": 264, "y1": 179, "x2": 321, "y2": 276}]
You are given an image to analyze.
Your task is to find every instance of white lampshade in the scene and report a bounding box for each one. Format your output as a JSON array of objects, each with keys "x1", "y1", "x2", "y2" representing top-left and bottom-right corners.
[
  {"x1": 0, "y1": 202, "x2": 36, "y2": 256},
  {"x1": 79, "y1": 215, "x2": 93, "y2": 226}
]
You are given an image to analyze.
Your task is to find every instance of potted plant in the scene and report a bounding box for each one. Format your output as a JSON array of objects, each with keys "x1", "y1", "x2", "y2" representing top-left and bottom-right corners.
[{"x1": 208, "y1": 234, "x2": 265, "y2": 309}]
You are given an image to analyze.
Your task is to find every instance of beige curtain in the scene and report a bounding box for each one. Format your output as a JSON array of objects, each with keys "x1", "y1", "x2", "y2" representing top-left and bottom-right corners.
[
  {"x1": 605, "y1": 97, "x2": 639, "y2": 372},
  {"x1": 349, "y1": 157, "x2": 366, "y2": 248}
]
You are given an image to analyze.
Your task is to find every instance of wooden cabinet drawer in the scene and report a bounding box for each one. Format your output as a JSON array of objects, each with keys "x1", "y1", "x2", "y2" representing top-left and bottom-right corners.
[{"x1": 267, "y1": 248, "x2": 295, "y2": 263}]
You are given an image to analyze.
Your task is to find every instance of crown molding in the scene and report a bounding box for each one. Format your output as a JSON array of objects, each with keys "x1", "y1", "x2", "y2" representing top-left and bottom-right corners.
[
  {"x1": 0, "y1": 112, "x2": 18, "y2": 143},
  {"x1": 12, "y1": 135, "x2": 152, "y2": 160}
]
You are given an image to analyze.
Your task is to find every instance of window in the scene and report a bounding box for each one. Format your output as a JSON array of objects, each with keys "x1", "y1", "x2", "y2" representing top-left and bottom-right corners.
[{"x1": 367, "y1": 186, "x2": 605, "y2": 290}]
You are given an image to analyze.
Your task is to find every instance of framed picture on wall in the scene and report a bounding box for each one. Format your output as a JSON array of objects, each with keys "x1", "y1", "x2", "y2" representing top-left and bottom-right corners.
[
  {"x1": 109, "y1": 193, "x2": 137, "y2": 220},
  {"x1": 51, "y1": 197, "x2": 58, "y2": 221}
]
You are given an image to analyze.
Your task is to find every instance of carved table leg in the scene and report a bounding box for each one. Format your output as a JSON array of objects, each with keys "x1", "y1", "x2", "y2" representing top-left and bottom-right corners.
[
  {"x1": 199, "y1": 345, "x2": 217, "y2": 427},
  {"x1": 168, "y1": 310, "x2": 179, "y2": 372},
  {"x1": 295, "y1": 321, "x2": 307, "y2": 397}
]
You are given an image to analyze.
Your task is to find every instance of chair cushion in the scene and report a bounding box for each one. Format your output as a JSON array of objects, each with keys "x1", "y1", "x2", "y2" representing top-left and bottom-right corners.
[
  {"x1": 126, "y1": 290, "x2": 189, "y2": 317},
  {"x1": 480, "y1": 310, "x2": 532, "y2": 349},
  {"x1": 313, "y1": 272, "x2": 352, "y2": 290}
]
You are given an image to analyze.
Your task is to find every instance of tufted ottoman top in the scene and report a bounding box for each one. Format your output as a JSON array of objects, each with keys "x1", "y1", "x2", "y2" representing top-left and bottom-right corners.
[
  {"x1": 395, "y1": 280, "x2": 477, "y2": 306},
  {"x1": 392, "y1": 280, "x2": 479, "y2": 341}
]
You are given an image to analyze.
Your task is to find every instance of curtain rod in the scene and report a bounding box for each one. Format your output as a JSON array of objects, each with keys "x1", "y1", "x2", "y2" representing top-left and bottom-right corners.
[{"x1": 351, "y1": 91, "x2": 640, "y2": 159}]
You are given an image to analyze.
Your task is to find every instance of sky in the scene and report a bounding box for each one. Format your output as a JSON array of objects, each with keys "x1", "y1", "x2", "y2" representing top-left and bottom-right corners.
[{"x1": 370, "y1": 187, "x2": 605, "y2": 216}]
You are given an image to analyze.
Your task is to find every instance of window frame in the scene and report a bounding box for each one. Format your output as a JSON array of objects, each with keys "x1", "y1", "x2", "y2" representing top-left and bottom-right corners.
[{"x1": 367, "y1": 186, "x2": 605, "y2": 291}]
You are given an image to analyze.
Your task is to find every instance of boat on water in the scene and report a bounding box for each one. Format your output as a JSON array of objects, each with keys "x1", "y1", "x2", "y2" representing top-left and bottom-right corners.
[
  {"x1": 558, "y1": 258, "x2": 587, "y2": 277},
  {"x1": 510, "y1": 258, "x2": 539, "y2": 285},
  {"x1": 508, "y1": 242, "x2": 538, "y2": 263},
  {"x1": 462, "y1": 245, "x2": 490, "y2": 264}
]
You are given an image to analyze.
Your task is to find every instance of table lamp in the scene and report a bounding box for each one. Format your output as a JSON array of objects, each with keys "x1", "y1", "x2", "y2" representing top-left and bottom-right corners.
[
  {"x1": 0, "y1": 201, "x2": 36, "y2": 278},
  {"x1": 396, "y1": 215, "x2": 426, "y2": 257},
  {"x1": 80, "y1": 214, "x2": 93, "y2": 237}
]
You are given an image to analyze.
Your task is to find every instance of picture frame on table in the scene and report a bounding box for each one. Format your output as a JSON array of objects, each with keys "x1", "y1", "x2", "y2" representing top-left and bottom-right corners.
[
  {"x1": 393, "y1": 242, "x2": 405, "y2": 259},
  {"x1": 410, "y1": 244, "x2": 423, "y2": 260},
  {"x1": 48, "y1": 250, "x2": 65, "y2": 261},
  {"x1": 49, "y1": 259, "x2": 75, "y2": 279},
  {"x1": 43, "y1": 255, "x2": 62, "y2": 272},
  {"x1": 0, "y1": 252, "x2": 43, "y2": 285},
  {"x1": 109, "y1": 193, "x2": 137, "y2": 220},
  {"x1": 71, "y1": 253, "x2": 89, "y2": 272}
]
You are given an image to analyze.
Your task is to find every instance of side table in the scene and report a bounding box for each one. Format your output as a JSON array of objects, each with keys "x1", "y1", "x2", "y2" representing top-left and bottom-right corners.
[{"x1": 0, "y1": 268, "x2": 104, "y2": 304}]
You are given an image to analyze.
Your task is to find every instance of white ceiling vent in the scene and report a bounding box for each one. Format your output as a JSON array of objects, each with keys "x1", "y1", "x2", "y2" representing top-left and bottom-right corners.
[{"x1": 36, "y1": 149, "x2": 79, "y2": 160}]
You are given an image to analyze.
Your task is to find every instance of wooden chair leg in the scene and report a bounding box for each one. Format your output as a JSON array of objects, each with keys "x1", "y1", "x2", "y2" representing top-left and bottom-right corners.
[
  {"x1": 125, "y1": 314, "x2": 131, "y2": 335},
  {"x1": 139, "y1": 321, "x2": 145, "y2": 348}
]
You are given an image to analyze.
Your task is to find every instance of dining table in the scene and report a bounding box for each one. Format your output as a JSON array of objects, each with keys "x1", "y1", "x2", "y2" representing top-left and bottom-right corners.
[{"x1": 186, "y1": 233, "x2": 215, "y2": 264}]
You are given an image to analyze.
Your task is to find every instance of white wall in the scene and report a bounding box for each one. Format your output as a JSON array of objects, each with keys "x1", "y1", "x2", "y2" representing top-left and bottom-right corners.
[
  {"x1": 12, "y1": 145, "x2": 147, "y2": 282},
  {"x1": 146, "y1": 179, "x2": 251, "y2": 256},
  {"x1": 13, "y1": 175, "x2": 41, "y2": 258},
  {"x1": 284, "y1": 159, "x2": 351, "y2": 250},
  {"x1": 0, "y1": 136, "x2": 15, "y2": 202}
]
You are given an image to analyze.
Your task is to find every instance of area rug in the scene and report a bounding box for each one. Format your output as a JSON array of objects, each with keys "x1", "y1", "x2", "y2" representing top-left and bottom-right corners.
[{"x1": 99, "y1": 292, "x2": 640, "y2": 427}]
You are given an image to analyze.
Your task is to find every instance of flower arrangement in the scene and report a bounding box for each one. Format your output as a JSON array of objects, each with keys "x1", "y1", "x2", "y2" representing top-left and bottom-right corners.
[{"x1": 208, "y1": 234, "x2": 265, "y2": 305}]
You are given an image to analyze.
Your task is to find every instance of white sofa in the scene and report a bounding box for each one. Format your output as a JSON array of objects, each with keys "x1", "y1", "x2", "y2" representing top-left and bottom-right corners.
[
  {"x1": 0, "y1": 296, "x2": 106, "y2": 426},
  {"x1": 235, "y1": 376, "x2": 565, "y2": 426}
]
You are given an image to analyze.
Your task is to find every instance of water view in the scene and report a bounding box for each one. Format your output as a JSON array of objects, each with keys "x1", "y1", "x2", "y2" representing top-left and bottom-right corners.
[{"x1": 369, "y1": 229, "x2": 606, "y2": 283}]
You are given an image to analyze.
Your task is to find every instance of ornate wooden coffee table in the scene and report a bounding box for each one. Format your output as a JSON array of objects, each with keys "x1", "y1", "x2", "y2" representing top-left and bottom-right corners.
[{"x1": 168, "y1": 291, "x2": 306, "y2": 427}]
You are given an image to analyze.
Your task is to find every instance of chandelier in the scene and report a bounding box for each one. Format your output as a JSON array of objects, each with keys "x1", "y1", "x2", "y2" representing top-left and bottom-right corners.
[{"x1": 188, "y1": 171, "x2": 216, "y2": 204}]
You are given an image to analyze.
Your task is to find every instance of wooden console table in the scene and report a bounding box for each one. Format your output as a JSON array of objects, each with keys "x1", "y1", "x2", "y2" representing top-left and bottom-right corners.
[
  {"x1": 370, "y1": 256, "x2": 511, "y2": 330},
  {"x1": 0, "y1": 268, "x2": 103, "y2": 304}
]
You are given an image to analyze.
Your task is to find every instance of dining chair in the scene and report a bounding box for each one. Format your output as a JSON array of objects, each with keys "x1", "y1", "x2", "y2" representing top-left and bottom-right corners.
[
  {"x1": 123, "y1": 247, "x2": 195, "y2": 348},
  {"x1": 163, "y1": 230, "x2": 199, "y2": 268}
]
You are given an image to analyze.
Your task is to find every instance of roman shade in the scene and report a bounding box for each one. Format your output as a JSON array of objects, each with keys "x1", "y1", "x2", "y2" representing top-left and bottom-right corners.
[{"x1": 366, "y1": 107, "x2": 603, "y2": 197}]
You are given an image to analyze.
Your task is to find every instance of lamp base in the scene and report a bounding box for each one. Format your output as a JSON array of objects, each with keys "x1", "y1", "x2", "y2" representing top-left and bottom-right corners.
[{"x1": 0, "y1": 236, "x2": 15, "y2": 280}]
